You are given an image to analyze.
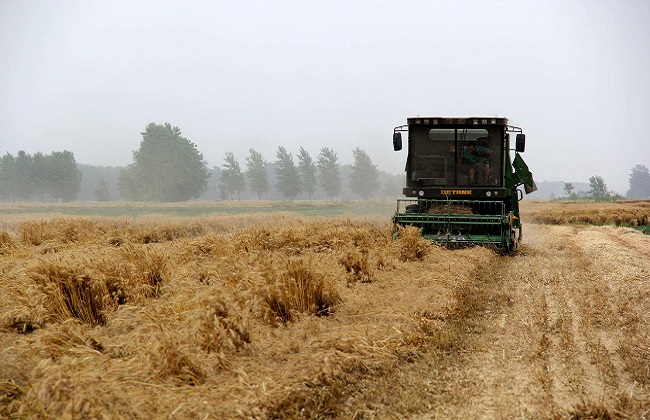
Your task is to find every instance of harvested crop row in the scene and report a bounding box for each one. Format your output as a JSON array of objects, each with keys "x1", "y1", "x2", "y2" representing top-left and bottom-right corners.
[
  {"x1": 522, "y1": 200, "x2": 650, "y2": 227},
  {"x1": 0, "y1": 214, "x2": 468, "y2": 418}
]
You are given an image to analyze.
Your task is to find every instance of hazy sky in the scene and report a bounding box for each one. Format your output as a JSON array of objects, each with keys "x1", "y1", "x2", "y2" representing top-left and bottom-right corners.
[{"x1": 1, "y1": 0, "x2": 649, "y2": 194}]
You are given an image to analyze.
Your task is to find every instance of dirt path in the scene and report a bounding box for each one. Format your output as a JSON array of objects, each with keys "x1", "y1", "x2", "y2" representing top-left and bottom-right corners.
[{"x1": 416, "y1": 223, "x2": 650, "y2": 419}]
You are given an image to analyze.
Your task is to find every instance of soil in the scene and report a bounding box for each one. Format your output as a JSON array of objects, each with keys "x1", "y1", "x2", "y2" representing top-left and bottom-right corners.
[{"x1": 405, "y1": 223, "x2": 650, "y2": 419}]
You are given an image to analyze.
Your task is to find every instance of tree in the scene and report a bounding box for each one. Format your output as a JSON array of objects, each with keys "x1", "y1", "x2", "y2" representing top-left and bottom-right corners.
[
  {"x1": 32, "y1": 152, "x2": 49, "y2": 201},
  {"x1": 0, "y1": 150, "x2": 82, "y2": 202},
  {"x1": 317, "y1": 147, "x2": 342, "y2": 201},
  {"x1": 0, "y1": 153, "x2": 18, "y2": 201},
  {"x1": 383, "y1": 176, "x2": 400, "y2": 199},
  {"x1": 563, "y1": 182, "x2": 575, "y2": 199},
  {"x1": 297, "y1": 147, "x2": 318, "y2": 201},
  {"x1": 76, "y1": 164, "x2": 121, "y2": 201},
  {"x1": 218, "y1": 183, "x2": 229, "y2": 200},
  {"x1": 588, "y1": 175, "x2": 608, "y2": 200},
  {"x1": 349, "y1": 148, "x2": 379, "y2": 200},
  {"x1": 46, "y1": 151, "x2": 82, "y2": 202},
  {"x1": 15, "y1": 151, "x2": 34, "y2": 202},
  {"x1": 220, "y1": 152, "x2": 246, "y2": 200},
  {"x1": 118, "y1": 166, "x2": 140, "y2": 200},
  {"x1": 275, "y1": 146, "x2": 302, "y2": 200},
  {"x1": 124, "y1": 122, "x2": 209, "y2": 202},
  {"x1": 245, "y1": 149, "x2": 270, "y2": 200},
  {"x1": 95, "y1": 177, "x2": 111, "y2": 201},
  {"x1": 626, "y1": 164, "x2": 650, "y2": 198}
]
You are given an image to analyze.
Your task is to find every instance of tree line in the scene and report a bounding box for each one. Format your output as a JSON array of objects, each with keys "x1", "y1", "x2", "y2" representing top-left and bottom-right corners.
[
  {"x1": 0, "y1": 150, "x2": 81, "y2": 202},
  {"x1": 0, "y1": 122, "x2": 400, "y2": 202},
  {"x1": 561, "y1": 165, "x2": 650, "y2": 201},
  {"x1": 2, "y1": 122, "x2": 649, "y2": 202},
  {"x1": 114, "y1": 123, "x2": 384, "y2": 202},
  {"x1": 216, "y1": 146, "x2": 380, "y2": 201},
  {"x1": 114, "y1": 123, "x2": 390, "y2": 201}
]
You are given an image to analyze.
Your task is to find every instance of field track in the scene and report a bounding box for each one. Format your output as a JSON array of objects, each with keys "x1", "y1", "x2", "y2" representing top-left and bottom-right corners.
[
  {"x1": 1, "y1": 202, "x2": 649, "y2": 418},
  {"x1": 407, "y1": 223, "x2": 650, "y2": 418}
]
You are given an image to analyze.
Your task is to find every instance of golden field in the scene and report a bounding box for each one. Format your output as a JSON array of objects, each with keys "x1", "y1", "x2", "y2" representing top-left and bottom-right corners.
[
  {"x1": 521, "y1": 199, "x2": 650, "y2": 227},
  {"x1": 1, "y1": 200, "x2": 649, "y2": 418}
]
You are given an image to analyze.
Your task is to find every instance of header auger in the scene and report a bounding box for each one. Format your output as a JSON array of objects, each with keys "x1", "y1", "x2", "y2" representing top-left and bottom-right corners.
[{"x1": 392, "y1": 117, "x2": 536, "y2": 253}]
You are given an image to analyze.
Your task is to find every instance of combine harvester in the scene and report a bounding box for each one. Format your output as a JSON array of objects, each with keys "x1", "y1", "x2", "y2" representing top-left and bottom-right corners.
[{"x1": 392, "y1": 117, "x2": 536, "y2": 253}]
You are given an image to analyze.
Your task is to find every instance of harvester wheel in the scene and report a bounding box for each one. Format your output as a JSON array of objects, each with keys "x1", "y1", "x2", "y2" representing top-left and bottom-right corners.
[{"x1": 504, "y1": 225, "x2": 518, "y2": 254}]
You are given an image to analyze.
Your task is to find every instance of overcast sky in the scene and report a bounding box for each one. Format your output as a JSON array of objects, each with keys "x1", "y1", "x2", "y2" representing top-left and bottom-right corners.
[{"x1": 1, "y1": 0, "x2": 649, "y2": 194}]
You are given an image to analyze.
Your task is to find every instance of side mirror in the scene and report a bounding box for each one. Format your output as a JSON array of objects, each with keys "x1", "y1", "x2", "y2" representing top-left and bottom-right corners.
[
  {"x1": 515, "y1": 134, "x2": 526, "y2": 153},
  {"x1": 393, "y1": 132, "x2": 402, "y2": 151}
]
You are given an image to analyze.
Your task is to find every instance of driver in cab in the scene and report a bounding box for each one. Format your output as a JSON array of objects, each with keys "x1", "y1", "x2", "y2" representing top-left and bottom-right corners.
[{"x1": 462, "y1": 137, "x2": 492, "y2": 185}]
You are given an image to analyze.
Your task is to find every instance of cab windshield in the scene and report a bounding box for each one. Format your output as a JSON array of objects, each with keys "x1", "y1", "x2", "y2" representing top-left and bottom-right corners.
[{"x1": 408, "y1": 126, "x2": 503, "y2": 187}]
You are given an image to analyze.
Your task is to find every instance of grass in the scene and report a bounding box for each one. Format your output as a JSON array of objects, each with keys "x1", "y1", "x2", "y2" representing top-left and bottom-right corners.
[
  {"x1": 0, "y1": 200, "x2": 397, "y2": 219},
  {"x1": 637, "y1": 225, "x2": 650, "y2": 234}
]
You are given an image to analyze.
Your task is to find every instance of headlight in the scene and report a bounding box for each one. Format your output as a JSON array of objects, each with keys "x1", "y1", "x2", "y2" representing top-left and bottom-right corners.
[{"x1": 418, "y1": 190, "x2": 425, "y2": 197}]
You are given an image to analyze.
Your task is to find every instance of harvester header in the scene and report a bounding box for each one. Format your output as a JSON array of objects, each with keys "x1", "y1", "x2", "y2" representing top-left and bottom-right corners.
[{"x1": 392, "y1": 116, "x2": 536, "y2": 252}]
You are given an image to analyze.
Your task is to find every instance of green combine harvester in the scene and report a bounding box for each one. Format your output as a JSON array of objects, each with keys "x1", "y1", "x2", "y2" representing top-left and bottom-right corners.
[{"x1": 392, "y1": 117, "x2": 536, "y2": 253}]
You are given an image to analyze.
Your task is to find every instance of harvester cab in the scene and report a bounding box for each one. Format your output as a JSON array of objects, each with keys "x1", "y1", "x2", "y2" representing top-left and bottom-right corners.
[{"x1": 392, "y1": 117, "x2": 536, "y2": 252}]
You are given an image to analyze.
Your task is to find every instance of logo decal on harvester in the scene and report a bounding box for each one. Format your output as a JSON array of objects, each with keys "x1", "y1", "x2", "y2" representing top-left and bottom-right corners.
[{"x1": 440, "y1": 190, "x2": 473, "y2": 196}]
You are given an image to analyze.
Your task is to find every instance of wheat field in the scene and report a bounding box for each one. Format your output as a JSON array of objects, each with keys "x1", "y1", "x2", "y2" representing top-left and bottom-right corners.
[{"x1": 1, "y1": 201, "x2": 649, "y2": 418}]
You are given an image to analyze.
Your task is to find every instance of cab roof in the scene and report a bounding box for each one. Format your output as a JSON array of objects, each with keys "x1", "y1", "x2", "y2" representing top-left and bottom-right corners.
[{"x1": 407, "y1": 117, "x2": 509, "y2": 126}]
